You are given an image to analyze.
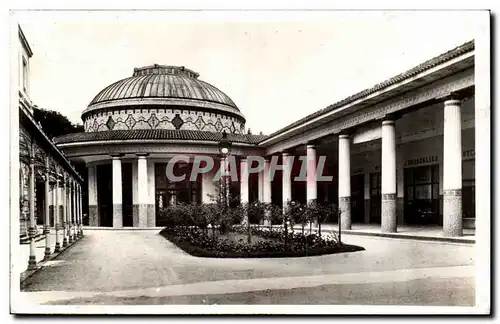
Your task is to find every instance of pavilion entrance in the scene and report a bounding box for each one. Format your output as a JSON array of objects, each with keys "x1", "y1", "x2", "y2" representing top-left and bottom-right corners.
[
  {"x1": 154, "y1": 162, "x2": 201, "y2": 224},
  {"x1": 351, "y1": 174, "x2": 365, "y2": 223},
  {"x1": 97, "y1": 164, "x2": 113, "y2": 227},
  {"x1": 404, "y1": 164, "x2": 440, "y2": 225}
]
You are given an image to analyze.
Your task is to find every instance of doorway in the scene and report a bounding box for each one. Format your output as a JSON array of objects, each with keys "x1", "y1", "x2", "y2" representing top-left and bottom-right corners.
[
  {"x1": 122, "y1": 163, "x2": 133, "y2": 227},
  {"x1": 351, "y1": 174, "x2": 365, "y2": 223},
  {"x1": 96, "y1": 164, "x2": 113, "y2": 227},
  {"x1": 155, "y1": 162, "x2": 201, "y2": 226},
  {"x1": 404, "y1": 164, "x2": 440, "y2": 225}
]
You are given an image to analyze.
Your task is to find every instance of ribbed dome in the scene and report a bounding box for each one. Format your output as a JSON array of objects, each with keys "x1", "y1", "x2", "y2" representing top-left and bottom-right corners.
[
  {"x1": 88, "y1": 65, "x2": 239, "y2": 111},
  {"x1": 81, "y1": 65, "x2": 246, "y2": 134}
]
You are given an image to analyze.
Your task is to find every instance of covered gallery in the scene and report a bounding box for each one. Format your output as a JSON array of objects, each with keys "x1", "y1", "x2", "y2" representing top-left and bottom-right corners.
[{"x1": 54, "y1": 41, "x2": 476, "y2": 237}]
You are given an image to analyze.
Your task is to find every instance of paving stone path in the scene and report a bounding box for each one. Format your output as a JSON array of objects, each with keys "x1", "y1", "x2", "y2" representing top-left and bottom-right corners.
[{"x1": 19, "y1": 229, "x2": 475, "y2": 306}]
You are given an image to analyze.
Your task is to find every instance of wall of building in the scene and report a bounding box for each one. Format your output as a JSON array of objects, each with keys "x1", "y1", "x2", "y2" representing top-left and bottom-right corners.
[
  {"x1": 348, "y1": 97, "x2": 475, "y2": 225},
  {"x1": 18, "y1": 32, "x2": 30, "y2": 100},
  {"x1": 84, "y1": 108, "x2": 245, "y2": 134}
]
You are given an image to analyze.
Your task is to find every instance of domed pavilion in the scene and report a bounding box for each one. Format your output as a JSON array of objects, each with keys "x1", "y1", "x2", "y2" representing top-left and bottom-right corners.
[{"x1": 54, "y1": 65, "x2": 267, "y2": 228}]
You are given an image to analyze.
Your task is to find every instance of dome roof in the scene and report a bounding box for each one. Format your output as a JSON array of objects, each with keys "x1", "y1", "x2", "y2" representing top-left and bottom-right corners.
[{"x1": 83, "y1": 65, "x2": 243, "y2": 120}]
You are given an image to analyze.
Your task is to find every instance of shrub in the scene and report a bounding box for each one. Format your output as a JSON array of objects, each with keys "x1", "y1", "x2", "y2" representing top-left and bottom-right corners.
[{"x1": 159, "y1": 224, "x2": 363, "y2": 258}]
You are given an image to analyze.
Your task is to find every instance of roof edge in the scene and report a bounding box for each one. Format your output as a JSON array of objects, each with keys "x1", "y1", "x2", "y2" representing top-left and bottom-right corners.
[
  {"x1": 261, "y1": 39, "x2": 474, "y2": 143},
  {"x1": 18, "y1": 25, "x2": 33, "y2": 57}
]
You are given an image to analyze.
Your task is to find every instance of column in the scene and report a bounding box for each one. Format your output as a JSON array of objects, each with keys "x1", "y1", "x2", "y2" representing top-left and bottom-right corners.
[
  {"x1": 74, "y1": 183, "x2": 79, "y2": 237},
  {"x1": 338, "y1": 134, "x2": 351, "y2": 230},
  {"x1": 282, "y1": 152, "x2": 292, "y2": 211},
  {"x1": 54, "y1": 173, "x2": 61, "y2": 252},
  {"x1": 240, "y1": 158, "x2": 249, "y2": 224},
  {"x1": 381, "y1": 119, "x2": 397, "y2": 233},
  {"x1": 44, "y1": 158, "x2": 51, "y2": 259},
  {"x1": 306, "y1": 144, "x2": 317, "y2": 203},
  {"x1": 443, "y1": 98, "x2": 463, "y2": 237},
  {"x1": 396, "y1": 145, "x2": 405, "y2": 226},
  {"x1": 27, "y1": 153, "x2": 37, "y2": 270},
  {"x1": 78, "y1": 184, "x2": 83, "y2": 236},
  {"x1": 258, "y1": 163, "x2": 264, "y2": 202},
  {"x1": 137, "y1": 154, "x2": 149, "y2": 228},
  {"x1": 306, "y1": 144, "x2": 317, "y2": 227},
  {"x1": 72, "y1": 180, "x2": 77, "y2": 239},
  {"x1": 147, "y1": 160, "x2": 156, "y2": 227},
  {"x1": 68, "y1": 179, "x2": 74, "y2": 243},
  {"x1": 112, "y1": 155, "x2": 123, "y2": 228},
  {"x1": 62, "y1": 175, "x2": 68, "y2": 247},
  {"x1": 262, "y1": 158, "x2": 272, "y2": 226},
  {"x1": 88, "y1": 165, "x2": 98, "y2": 227},
  {"x1": 68, "y1": 180, "x2": 74, "y2": 243},
  {"x1": 20, "y1": 166, "x2": 28, "y2": 237}
]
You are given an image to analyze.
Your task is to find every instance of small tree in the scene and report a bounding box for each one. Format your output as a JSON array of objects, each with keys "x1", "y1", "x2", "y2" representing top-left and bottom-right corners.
[
  {"x1": 283, "y1": 201, "x2": 302, "y2": 247},
  {"x1": 185, "y1": 202, "x2": 207, "y2": 232},
  {"x1": 267, "y1": 204, "x2": 283, "y2": 229},
  {"x1": 202, "y1": 203, "x2": 220, "y2": 237},
  {"x1": 318, "y1": 202, "x2": 335, "y2": 237}
]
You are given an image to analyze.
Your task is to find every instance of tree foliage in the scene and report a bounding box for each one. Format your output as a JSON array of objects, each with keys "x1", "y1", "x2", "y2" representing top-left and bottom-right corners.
[{"x1": 32, "y1": 106, "x2": 84, "y2": 140}]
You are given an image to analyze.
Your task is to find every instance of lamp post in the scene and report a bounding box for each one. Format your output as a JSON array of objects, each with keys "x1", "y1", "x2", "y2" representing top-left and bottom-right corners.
[{"x1": 218, "y1": 131, "x2": 232, "y2": 231}]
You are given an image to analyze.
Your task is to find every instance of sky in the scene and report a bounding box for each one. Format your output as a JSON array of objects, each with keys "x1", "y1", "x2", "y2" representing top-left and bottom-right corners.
[{"x1": 14, "y1": 10, "x2": 484, "y2": 135}]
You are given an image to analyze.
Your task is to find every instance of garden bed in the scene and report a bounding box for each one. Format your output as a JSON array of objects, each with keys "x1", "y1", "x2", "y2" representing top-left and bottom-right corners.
[{"x1": 160, "y1": 226, "x2": 364, "y2": 258}]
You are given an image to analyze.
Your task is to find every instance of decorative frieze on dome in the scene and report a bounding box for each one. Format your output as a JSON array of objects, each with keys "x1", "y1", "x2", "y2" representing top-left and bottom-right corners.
[{"x1": 84, "y1": 108, "x2": 245, "y2": 134}]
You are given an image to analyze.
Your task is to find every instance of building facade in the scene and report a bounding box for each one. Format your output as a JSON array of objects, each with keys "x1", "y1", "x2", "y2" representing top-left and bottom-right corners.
[
  {"x1": 54, "y1": 41, "x2": 477, "y2": 237},
  {"x1": 17, "y1": 26, "x2": 85, "y2": 269}
]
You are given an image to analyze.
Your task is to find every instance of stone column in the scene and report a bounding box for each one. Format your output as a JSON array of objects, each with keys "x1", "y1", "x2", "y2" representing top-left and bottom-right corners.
[
  {"x1": 72, "y1": 180, "x2": 78, "y2": 239},
  {"x1": 282, "y1": 152, "x2": 293, "y2": 211},
  {"x1": 262, "y1": 158, "x2": 272, "y2": 226},
  {"x1": 137, "y1": 154, "x2": 149, "y2": 228},
  {"x1": 240, "y1": 158, "x2": 249, "y2": 224},
  {"x1": 381, "y1": 119, "x2": 397, "y2": 233},
  {"x1": 443, "y1": 98, "x2": 463, "y2": 237},
  {"x1": 112, "y1": 155, "x2": 123, "y2": 228},
  {"x1": 78, "y1": 184, "x2": 83, "y2": 236},
  {"x1": 306, "y1": 144, "x2": 317, "y2": 203},
  {"x1": 396, "y1": 145, "x2": 405, "y2": 226},
  {"x1": 27, "y1": 153, "x2": 37, "y2": 270},
  {"x1": 147, "y1": 160, "x2": 156, "y2": 227},
  {"x1": 44, "y1": 158, "x2": 51, "y2": 259},
  {"x1": 258, "y1": 163, "x2": 264, "y2": 202},
  {"x1": 88, "y1": 165, "x2": 98, "y2": 227},
  {"x1": 74, "y1": 181, "x2": 80, "y2": 241},
  {"x1": 54, "y1": 173, "x2": 61, "y2": 252},
  {"x1": 62, "y1": 174, "x2": 68, "y2": 247},
  {"x1": 20, "y1": 165, "x2": 28, "y2": 237},
  {"x1": 338, "y1": 134, "x2": 351, "y2": 230},
  {"x1": 68, "y1": 180, "x2": 74, "y2": 243}
]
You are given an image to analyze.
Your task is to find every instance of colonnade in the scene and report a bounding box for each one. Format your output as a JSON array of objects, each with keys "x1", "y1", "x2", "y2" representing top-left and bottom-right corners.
[
  {"x1": 238, "y1": 96, "x2": 466, "y2": 237},
  {"x1": 27, "y1": 156, "x2": 84, "y2": 270},
  {"x1": 95, "y1": 153, "x2": 152, "y2": 229}
]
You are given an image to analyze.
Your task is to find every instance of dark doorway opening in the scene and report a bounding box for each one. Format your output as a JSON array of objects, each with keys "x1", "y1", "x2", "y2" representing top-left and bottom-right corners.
[
  {"x1": 351, "y1": 174, "x2": 365, "y2": 223},
  {"x1": 122, "y1": 163, "x2": 133, "y2": 227},
  {"x1": 35, "y1": 181, "x2": 45, "y2": 226},
  {"x1": 155, "y1": 162, "x2": 202, "y2": 226},
  {"x1": 404, "y1": 164, "x2": 440, "y2": 225},
  {"x1": 97, "y1": 164, "x2": 113, "y2": 227},
  {"x1": 271, "y1": 169, "x2": 283, "y2": 211}
]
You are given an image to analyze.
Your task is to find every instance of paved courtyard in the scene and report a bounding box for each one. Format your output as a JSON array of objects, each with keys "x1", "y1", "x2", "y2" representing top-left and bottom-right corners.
[{"x1": 19, "y1": 229, "x2": 475, "y2": 306}]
